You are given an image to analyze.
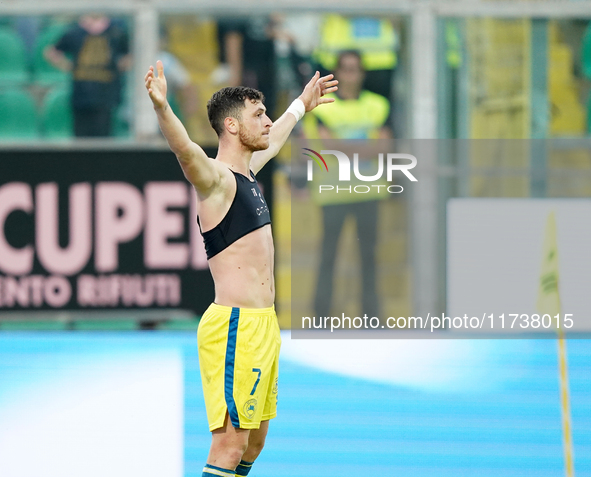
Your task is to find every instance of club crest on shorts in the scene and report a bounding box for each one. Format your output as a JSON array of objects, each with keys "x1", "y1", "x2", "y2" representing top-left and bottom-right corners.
[{"x1": 244, "y1": 399, "x2": 257, "y2": 419}]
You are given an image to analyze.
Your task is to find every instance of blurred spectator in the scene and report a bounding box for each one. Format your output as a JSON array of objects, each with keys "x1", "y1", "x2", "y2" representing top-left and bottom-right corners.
[
  {"x1": 214, "y1": 16, "x2": 277, "y2": 117},
  {"x1": 44, "y1": 13, "x2": 131, "y2": 137},
  {"x1": 313, "y1": 14, "x2": 398, "y2": 103},
  {"x1": 306, "y1": 50, "x2": 392, "y2": 319},
  {"x1": 159, "y1": 27, "x2": 199, "y2": 121},
  {"x1": 272, "y1": 13, "x2": 322, "y2": 89}
]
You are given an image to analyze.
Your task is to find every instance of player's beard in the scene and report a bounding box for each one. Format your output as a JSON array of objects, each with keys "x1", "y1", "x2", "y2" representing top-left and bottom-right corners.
[{"x1": 238, "y1": 125, "x2": 269, "y2": 152}]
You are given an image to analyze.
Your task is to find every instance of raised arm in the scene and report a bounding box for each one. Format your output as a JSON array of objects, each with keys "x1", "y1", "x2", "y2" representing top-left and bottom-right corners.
[
  {"x1": 145, "y1": 60, "x2": 221, "y2": 194},
  {"x1": 44, "y1": 45, "x2": 73, "y2": 72},
  {"x1": 250, "y1": 71, "x2": 338, "y2": 175}
]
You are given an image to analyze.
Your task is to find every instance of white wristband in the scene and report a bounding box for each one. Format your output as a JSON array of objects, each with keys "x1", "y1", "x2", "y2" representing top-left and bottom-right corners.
[{"x1": 286, "y1": 98, "x2": 306, "y2": 122}]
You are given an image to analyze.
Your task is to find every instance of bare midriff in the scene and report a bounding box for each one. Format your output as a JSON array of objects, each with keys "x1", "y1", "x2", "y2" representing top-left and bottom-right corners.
[{"x1": 207, "y1": 224, "x2": 275, "y2": 309}]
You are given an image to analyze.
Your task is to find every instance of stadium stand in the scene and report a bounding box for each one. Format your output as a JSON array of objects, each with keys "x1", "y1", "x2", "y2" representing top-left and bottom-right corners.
[
  {"x1": 40, "y1": 85, "x2": 73, "y2": 138},
  {"x1": 0, "y1": 87, "x2": 38, "y2": 139},
  {"x1": 0, "y1": 26, "x2": 29, "y2": 85}
]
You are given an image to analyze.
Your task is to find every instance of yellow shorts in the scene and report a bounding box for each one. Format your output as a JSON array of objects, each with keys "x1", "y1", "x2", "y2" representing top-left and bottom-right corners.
[{"x1": 197, "y1": 303, "x2": 281, "y2": 431}]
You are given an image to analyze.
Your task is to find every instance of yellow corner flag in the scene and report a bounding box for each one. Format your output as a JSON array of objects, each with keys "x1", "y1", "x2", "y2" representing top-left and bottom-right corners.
[
  {"x1": 537, "y1": 211, "x2": 561, "y2": 316},
  {"x1": 537, "y1": 211, "x2": 575, "y2": 477}
]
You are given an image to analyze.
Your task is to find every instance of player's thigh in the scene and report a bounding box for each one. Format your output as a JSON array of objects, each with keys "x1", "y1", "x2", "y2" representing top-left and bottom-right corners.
[
  {"x1": 198, "y1": 305, "x2": 233, "y2": 431},
  {"x1": 210, "y1": 412, "x2": 251, "y2": 451},
  {"x1": 234, "y1": 312, "x2": 280, "y2": 428},
  {"x1": 208, "y1": 412, "x2": 251, "y2": 469},
  {"x1": 249, "y1": 419, "x2": 269, "y2": 441},
  {"x1": 244, "y1": 419, "x2": 269, "y2": 460},
  {"x1": 260, "y1": 317, "x2": 281, "y2": 420}
]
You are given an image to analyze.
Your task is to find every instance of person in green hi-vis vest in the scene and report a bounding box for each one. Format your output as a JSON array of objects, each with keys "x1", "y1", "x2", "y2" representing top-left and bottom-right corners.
[
  {"x1": 305, "y1": 50, "x2": 392, "y2": 320},
  {"x1": 313, "y1": 14, "x2": 398, "y2": 103}
]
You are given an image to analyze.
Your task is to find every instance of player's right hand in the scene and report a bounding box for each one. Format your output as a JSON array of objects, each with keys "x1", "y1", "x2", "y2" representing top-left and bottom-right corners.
[{"x1": 145, "y1": 60, "x2": 168, "y2": 110}]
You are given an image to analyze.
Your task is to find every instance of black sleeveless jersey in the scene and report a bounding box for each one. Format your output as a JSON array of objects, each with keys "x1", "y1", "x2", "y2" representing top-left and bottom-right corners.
[{"x1": 198, "y1": 170, "x2": 271, "y2": 259}]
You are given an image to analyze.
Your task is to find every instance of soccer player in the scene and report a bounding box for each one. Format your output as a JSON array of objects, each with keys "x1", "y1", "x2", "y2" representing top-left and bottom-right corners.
[{"x1": 145, "y1": 60, "x2": 337, "y2": 477}]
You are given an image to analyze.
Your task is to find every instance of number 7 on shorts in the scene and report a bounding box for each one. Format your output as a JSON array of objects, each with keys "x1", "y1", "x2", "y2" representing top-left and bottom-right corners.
[{"x1": 250, "y1": 368, "x2": 261, "y2": 395}]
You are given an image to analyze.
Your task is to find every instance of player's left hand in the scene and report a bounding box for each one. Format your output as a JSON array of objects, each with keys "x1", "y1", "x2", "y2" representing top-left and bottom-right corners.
[
  {"x1": 298, "y1": 71, "x2": 338, "y2": 112},
  {"x1": 145, "y1": 60, "x2": 168, "y2": 110}
]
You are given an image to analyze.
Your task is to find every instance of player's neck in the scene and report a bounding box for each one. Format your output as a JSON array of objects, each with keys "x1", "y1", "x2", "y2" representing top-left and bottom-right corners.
[{"x1": 217, "y1": 141, "x2": 253, "y2": 176}]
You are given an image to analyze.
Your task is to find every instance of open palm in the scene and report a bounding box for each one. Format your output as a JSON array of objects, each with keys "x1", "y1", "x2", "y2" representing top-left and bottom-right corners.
[
  {"x1": 299, "y1": 72, "x2": 339, "y2": 112},
  {"x1": 145, "y1": 60, "x2": 168, "y2": 109}
]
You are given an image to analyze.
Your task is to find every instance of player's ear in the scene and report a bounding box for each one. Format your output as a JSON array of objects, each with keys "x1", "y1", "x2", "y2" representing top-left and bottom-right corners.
[{"x1": 224, "y1": 116, "x2": 239, "y2": 136}]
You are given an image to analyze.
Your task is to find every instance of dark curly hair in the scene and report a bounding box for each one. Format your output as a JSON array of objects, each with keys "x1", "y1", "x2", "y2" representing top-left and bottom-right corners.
[{"x1": 207, "y1": 86, "x2": 265, "y2": 137}]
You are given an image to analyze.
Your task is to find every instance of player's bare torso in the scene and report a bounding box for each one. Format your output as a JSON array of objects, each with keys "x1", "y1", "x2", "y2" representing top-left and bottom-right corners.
[{"x1": 196, "y1": 159, "x2": 274, "y2": 309}]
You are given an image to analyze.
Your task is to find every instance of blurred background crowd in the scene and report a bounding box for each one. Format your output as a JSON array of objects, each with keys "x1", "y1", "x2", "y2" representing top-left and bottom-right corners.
[
  {"x1": 0, "y1": 12, "x2": 406, "y2": 141},
  {"x1": 1, "y1": 10, "x2": 589, "y2": 142}
]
